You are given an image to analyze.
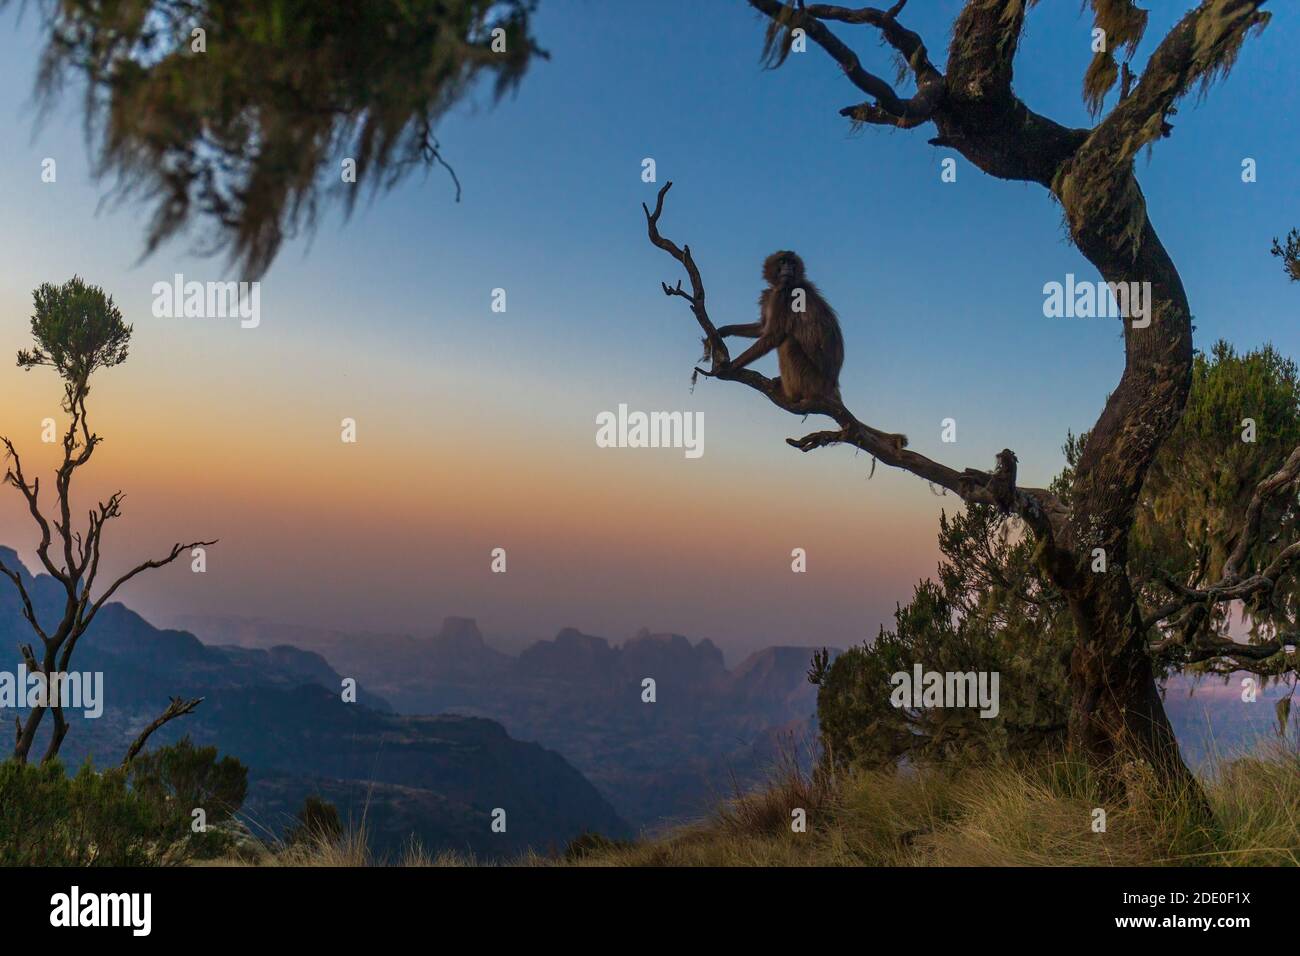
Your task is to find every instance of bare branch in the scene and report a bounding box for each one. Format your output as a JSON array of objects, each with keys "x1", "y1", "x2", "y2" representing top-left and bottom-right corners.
[
  {"x1": 804, "y1": 3, "x2": 929, "y2": 63},
  {"x1": 79, "y1": 538, "x2": 218, "y2": 636},
  {"x1": 1150, "y1": 629, "x2": 1297, "y2": 677},
  {"x1": 55, "y1": 533, "x2": 218, "y2": 679},
  {"x1": 2, "y1": 437, "x2": 67, "y2": 585},
  {"x1": 748, "y1": 0, "x2": 942, "y2": 128},
  {"x1": 121, "y1": 697, "x2": 204, "y2": 766},
  {"x1": 803, "y1": 1, "x2": 940, "y2": 85},
  {"x1": 0, "y1": 559, "x2": 50, "y2": 645},
  {"x1": 642, "y1": 181, "x2": 1067, "y2": 547},
  {"x1": 79, "y1": 491, "x2": 126, "y2": 596},
  {"x1": 643, "y1": 182, "x2": 729, "y2": 365},
  {"x1": 18, "y1": 643, "x2": 41, "y2": 673},
  {"x1": 50, "y1": 386, "x2": 103, "y2": 587}
]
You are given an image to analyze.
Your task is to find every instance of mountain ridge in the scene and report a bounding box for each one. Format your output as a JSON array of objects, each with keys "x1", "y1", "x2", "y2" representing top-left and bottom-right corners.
[
  {"x1": 0, "y1": 547, "x2": 630, "y2": 857},
  {"x1": 168, "y1": 611, "x2": 832, "y2": 827}
]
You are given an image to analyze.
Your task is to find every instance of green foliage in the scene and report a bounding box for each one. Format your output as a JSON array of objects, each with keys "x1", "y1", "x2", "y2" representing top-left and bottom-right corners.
[
  {"x1": 1056, "y1": 342, "x2": 1300, "y2": 673},
  {"x1": 0, "y1": 739, "x2": 247, "y2": 865},
  {"x1": 1135, "y1": 341, "x2": 1300, "y2": 659},
  {"x1": 1272, "y1": 229, "x2": 1300, "y2": 282},
  {"x1": 285, "y1": 794, "x2": 343, "y2": 847},
  {"x1": 128, "y1": 736, "x2": 249, "y2": 859},
  {"x1": 818, "y1": 505, "x2": 1071, "y2": 770},
  {"x1": 821, "y1": 342, "x2": 1300, "y2": 770},
  {"x1": 0, "y1": 759, "x2": 160, "y2": 865},
  {"x1": 15, "y1": 276, "x2": 131, "y2": 390},
  {"x1": 24, "y1": 0, "x2": 544, "y2": 277}
]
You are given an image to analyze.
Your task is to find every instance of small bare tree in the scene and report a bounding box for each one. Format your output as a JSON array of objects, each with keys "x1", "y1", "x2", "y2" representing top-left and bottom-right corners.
[{"x1": 0, "y1": 277, "x2": 214, "y2": 764}]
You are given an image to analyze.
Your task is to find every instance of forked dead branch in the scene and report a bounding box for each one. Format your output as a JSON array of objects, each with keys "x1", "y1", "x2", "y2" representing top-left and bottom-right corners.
[{"x1": 642, "y1": 180, "x2": 1064, "y2": 541}]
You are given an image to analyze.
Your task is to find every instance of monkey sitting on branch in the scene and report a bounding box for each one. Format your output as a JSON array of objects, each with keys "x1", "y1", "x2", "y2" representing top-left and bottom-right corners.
[{"x1": 717, "y1": 250, "x2": 908, "y2": 449}]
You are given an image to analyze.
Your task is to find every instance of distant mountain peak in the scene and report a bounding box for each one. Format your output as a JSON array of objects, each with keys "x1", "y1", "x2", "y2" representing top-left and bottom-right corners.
[
  {"x1": 0, "y1": 546, "x2": 32, "y2": 582},
  {"x1": 553, "y1": 627, "x2": 612, "y2": 650},
  {"x1": 434, "y1": 616, "x2": 486, "y2": 645}
]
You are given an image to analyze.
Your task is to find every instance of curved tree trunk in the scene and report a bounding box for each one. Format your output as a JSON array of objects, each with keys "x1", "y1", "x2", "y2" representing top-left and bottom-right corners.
[
  {"x1": 928, "y1": 125, "x2": 1201, "y2": 790},
  {"x1": 1050, "y1": 182, "x2": 1198, "y2": 797},
  {"x1": 933, "y1": 3, "x2": 1211, "y2": 796}
]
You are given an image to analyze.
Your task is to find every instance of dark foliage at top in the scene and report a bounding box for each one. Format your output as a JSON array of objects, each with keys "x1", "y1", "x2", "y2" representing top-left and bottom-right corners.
[{"x1": 20, "y1": 0, "x2": 545, "y2": 277}]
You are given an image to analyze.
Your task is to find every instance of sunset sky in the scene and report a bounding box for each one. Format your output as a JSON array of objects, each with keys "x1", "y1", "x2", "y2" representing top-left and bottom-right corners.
[{"x1": 0, "y1": 1, "x2": 1296, "y2": 661}]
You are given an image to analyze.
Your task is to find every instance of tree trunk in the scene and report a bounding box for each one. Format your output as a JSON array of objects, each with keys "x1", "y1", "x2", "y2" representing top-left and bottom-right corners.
[
  {"x1": 13, "y1": 643, "x2": 58, "y2": 763},
  {"x1": 1050, "y1": 205, "x2": 1200, "y2": 795},
  {"x1": 943, "y1": 117, "x2": 1205, "y2": 791},
  {"x1": 1065, "y1": 574, "x2": 1207, "y2": 811},
  {"x1": 946, "y1": 138, "x2": 1203, "y2": 789}
]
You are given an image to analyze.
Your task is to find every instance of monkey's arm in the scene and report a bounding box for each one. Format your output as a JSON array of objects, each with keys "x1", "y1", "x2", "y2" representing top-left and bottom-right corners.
[
  {"x1": 726, "y1": 334, "x2": 783, "y2": 370},
  {"x1": 717, "y1": 322, "x2": 762, "y2": 338}
]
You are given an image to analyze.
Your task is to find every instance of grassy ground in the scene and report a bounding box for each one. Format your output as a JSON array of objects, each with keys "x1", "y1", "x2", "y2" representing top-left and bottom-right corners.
[{"x1": 218, "y1": 743, "x2": 1300, "y2": 867}]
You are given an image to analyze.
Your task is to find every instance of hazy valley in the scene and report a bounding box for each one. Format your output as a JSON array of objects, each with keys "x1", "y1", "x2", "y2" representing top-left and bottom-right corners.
[{"x1": 169, "y1": 613, "x2": 827, "y2": 829}]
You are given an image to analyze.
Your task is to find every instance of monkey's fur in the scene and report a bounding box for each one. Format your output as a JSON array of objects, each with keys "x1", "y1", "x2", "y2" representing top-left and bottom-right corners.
[{"x1": 717, "y1": 251, "x2": 907, "y2": 449}]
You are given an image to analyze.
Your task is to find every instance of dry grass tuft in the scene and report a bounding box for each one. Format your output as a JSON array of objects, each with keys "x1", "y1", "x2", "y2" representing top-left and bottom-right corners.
[{"x1": 210, "y1": 743, "x2": 1300, "y2": 867}]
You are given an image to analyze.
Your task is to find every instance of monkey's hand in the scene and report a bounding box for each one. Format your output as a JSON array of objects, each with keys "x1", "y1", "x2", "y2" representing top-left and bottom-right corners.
[{"x1": 700, "y1": 336, "x2": 738, "y2": 369}]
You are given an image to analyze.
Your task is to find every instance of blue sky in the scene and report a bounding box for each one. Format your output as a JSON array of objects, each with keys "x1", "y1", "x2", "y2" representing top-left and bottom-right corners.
[{"x1": 0, "y1": 1, "x2": 1295, "y2": 656}]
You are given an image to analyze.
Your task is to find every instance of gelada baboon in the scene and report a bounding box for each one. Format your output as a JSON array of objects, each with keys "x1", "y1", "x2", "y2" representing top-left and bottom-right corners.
[
  {"x1": 718, "y1": 250, "x2": 907, "y2": 448},
  {"x1": 718, "y1": 251, "x2": 842, "y2": 405}
]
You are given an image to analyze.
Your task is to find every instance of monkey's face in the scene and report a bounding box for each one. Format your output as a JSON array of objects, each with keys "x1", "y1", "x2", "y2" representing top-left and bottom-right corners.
[{"x1": 763, "y1": 250, "x2": 805, "y2": 287}]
